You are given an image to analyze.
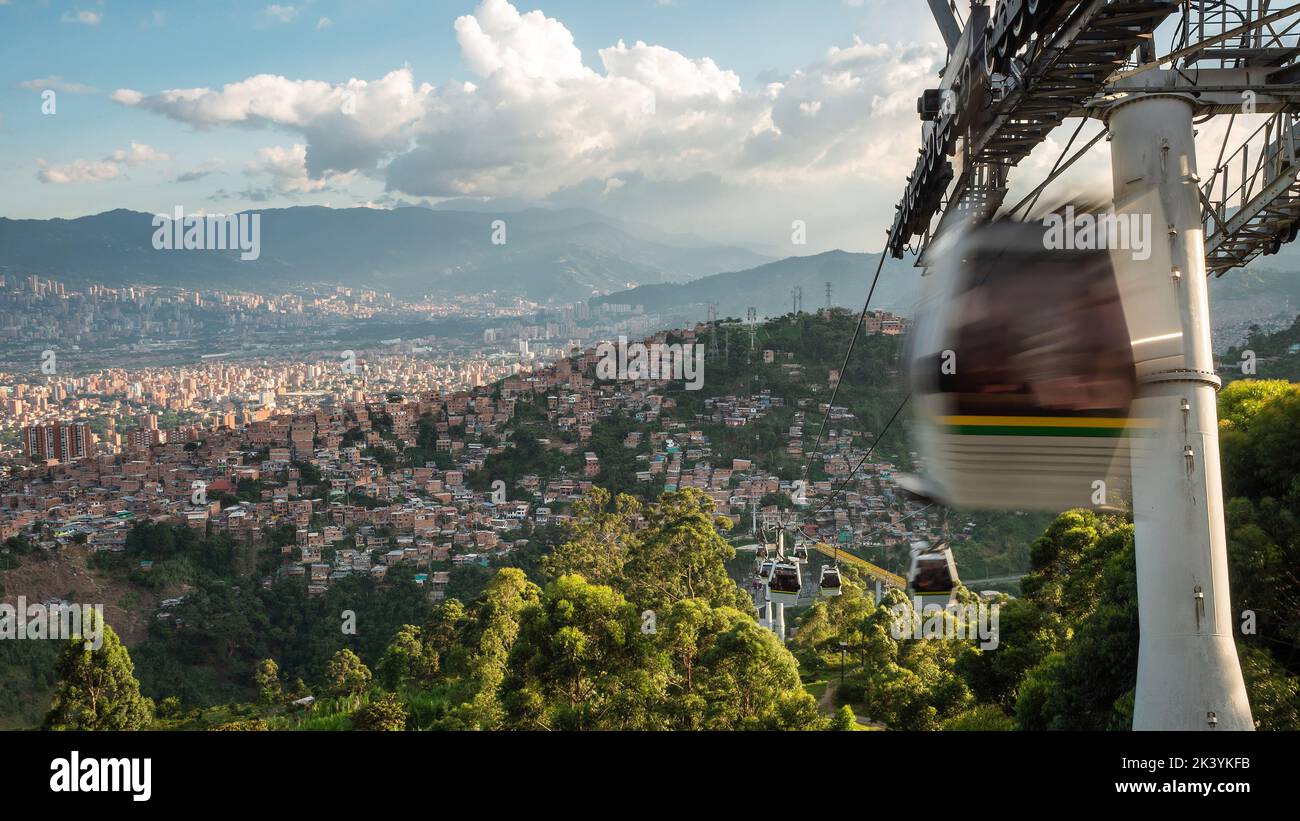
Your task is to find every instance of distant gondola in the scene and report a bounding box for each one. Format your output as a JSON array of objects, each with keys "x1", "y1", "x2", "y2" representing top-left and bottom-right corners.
[
  {"x1": 907, "y1": 541, "x2": 958, "y2": 609},
  {"x1": 818, "y1": 565, "x2": 842, "y2": 597}
]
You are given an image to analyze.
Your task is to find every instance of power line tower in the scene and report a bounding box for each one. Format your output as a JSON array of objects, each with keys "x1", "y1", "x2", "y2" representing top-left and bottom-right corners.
[
  {"x1": 746, "y1": 307, "x2": 758, "y2": 352},
  {"x1": 886, "y1": 0, "x2": 1300, "y2": 731},
  {"x1": 824, "y1": 281, "x2": 832, "y2": 311},
  {"x1": 706, "y1": 302, "x2": 719, "y2": 359},
  {"x1": 791, "y1": 287, "x2": 802, "y2": 315}
]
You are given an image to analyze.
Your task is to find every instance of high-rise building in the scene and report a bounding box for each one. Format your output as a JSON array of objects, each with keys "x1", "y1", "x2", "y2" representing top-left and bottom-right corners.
[
  {"x1": 125, "y1": 427, "x2": 162, "y2": 452},
  {"x1": 22, "y1": 422, "x2": 93, "y2": 463}
]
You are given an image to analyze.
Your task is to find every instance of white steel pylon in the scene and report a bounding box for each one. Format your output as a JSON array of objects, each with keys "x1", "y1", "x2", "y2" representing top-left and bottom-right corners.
[{"x1": 1106, "y1": 93, "x2": 1252, "y2": 731}]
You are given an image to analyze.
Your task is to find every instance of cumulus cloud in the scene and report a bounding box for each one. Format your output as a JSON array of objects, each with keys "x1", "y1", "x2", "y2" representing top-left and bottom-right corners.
[
  {"x1": 245, "y1": 143, "x2": 357, "y2": 195},
  {"x1": 36, "y1": 141, "x2": 169, "y2": 184},
  {"x1": 37, "y1": 159, "x2": 121, "y2": 184},
  {"x1": 114, "y1": 69, "x2": 432, "y2": 178},
  {"x1": 108, "y1": 141, "x2": 170, "y2": 167},
  {"x1": 111, "y1": 0, "x2": 946, "y2": 249}
]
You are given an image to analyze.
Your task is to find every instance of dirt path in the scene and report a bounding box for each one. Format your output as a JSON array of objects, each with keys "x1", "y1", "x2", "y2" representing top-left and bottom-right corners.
[{"x1": 818, "y1": 680, "x2": 839, "y2": 712}]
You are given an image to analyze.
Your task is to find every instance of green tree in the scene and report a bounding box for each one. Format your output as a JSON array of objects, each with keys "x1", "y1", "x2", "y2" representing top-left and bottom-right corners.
[
  {"x1": 45, "y1": 614, "x2": 155, "y2": 730},
  {"x1": 831, "y1": 704, "x2": 857, "y2": 731},
  {"x1": 424, "y1": 599, "x2": 469, "y2": 678},
  {"x1": 324, "y1": 649, "x2": 372, "y2": 707},
  {"x1": 624, "y1": 488, "x2": 751, "y2": 612},
  {"x1": 377, "y1": 625, "x2": 438, "y2": 690},
  {"x1": 353, "y1": 693, "x2": 409, "y2": 731},
  {"x1": 695, "y1": 615, "x2": 825, "y2": 730},
  {"x1": 463, "y1": 568, "x2": 541, "y2": 729},
  {"x1": 253, "y1": 658, "x2": 283, "y2": 705},
  {"x1": 545, "y1": 488, "x2": 749, "y2": 613},
  {"x1": 543, "y1": 487, "x2": 641, "y2": 587},
  {"x1": 1239, "y1": 645, "x2": 1300, "y2": 731},
  {"x1": 1218, "y1": 379, "x2": 1295, "y2": 432},
  {"x1": 942, "y1": 704, "x2": 1016, "y2": 731},
  {"x1": 502, "y1": 574, "x2": 668, "y2": 730}
]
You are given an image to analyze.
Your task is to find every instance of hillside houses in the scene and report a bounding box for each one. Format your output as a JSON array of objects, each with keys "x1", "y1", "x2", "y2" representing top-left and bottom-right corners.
[{"x1": 0, "y1": 320, "x2": 934, "y2": 599}]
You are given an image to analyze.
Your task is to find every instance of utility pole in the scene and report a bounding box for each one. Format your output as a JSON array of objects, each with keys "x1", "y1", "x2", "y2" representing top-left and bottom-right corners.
[{"x1": 1107, "y1": 93, "x2": 1252, "y2": 731}]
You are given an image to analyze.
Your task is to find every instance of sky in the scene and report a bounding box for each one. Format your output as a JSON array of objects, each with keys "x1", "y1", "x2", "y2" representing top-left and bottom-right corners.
[{"x1": 0, "y1": 0, "x2": 1156, "y2": 254}]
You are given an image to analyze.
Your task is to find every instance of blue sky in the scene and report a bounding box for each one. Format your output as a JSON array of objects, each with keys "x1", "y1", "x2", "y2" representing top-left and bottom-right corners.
[{"x1": 0, "y1": 0, "x2": 944, "y2": 251}]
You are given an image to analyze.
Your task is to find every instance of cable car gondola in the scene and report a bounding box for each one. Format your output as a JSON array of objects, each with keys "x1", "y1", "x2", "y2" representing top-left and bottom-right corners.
[
  {"x1": 768, "y1": 561, "x2": 802, "y2": 607},
  {"x1": 907, "y1": 541, "x2": 958, "y2": 610},
  {"x1": 908, "y1": 210, "x2": 1175, "y2": 511},
  {"x1": 818, "y1": 565, "x2": 843, "y2": 598},
  {"x1": 757, "y1": 560, "x2": 775, "y2": 583},
  {"x1": 793, "y1": 542, "x2": 809, "y2": 563}
]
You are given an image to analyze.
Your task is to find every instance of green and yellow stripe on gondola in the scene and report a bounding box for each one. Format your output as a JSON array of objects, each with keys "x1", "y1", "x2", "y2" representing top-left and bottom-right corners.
[{"x1": 938, "y1": 415, "x2": 1156, "y2": 438}]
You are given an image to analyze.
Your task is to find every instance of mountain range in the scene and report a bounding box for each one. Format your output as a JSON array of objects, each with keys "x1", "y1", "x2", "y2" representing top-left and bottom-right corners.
[
  {"x1": 0, "y1": 206, "x2": 771, "y2": 302},
  {"x1": 3, "y1": 205, "x2": 1298, "y2": 331},
  {"x1": 594, "y1": 249, "x2": 922, "y2": 321}
]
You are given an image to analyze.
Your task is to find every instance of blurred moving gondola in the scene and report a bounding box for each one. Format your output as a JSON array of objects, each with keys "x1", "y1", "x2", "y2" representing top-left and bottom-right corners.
[{"x1": 907, "y1": 204, "x2": 1178, "y2": 511}]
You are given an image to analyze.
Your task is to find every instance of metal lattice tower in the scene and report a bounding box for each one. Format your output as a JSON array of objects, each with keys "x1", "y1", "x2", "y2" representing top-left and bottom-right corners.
[
  {"x1": 885, "y1": 0, "x2": 1300, "y2": 731},
  {"x1": 707, "y1": 303, "x2": 719, "y2": 358}
]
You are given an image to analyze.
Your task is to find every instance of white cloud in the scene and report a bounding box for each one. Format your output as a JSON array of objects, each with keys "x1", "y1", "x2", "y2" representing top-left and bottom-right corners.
[
  {"x1": 37, "y1": 159, "x2": 121, "y2": 184},
  {"x1": 262, "y1": 4, "x2": 298, "y2": 24},
  {"x1": 246, "y1": 143, "x2": 356, "y2": 195},
  {"x1": 18, "y1": 76, "x2": 98, "y2": 94},
  {"x1": 110, "y1": 0, "x2": 946, "y2": 248},
  {"x1": 108, "y1": 141, "x2": 170, "y2": 167},
  {"x1": 60, "y1": 9, "x2": 102, "y2": 25},
  {"x1": 35, "y1": 141, "x2": 169, "y2": 184},
  {"x1": 114, "y1": 69, "x2": 432, "y2": 178},
  {"x1": 316, "y1": 17, "x2": 333, "y2": 30},
  {"x1": 110, "y1": 89, "x2": 144, "y2": 106}
]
